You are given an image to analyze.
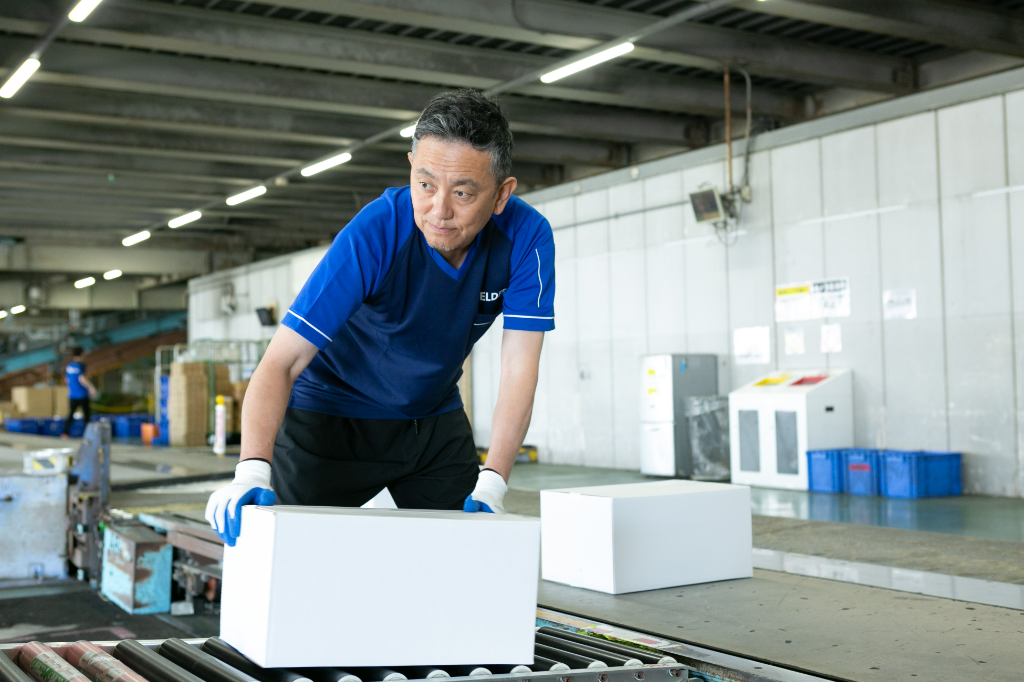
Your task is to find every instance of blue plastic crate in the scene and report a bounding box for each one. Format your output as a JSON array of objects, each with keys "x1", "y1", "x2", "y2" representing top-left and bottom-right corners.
[
  {"x1": 42, "y1": 418, "x2": 65, "y2": 437},
  {"x1": 880, "y1": 450, "x2": 962, "y2": 498},
  {"x1": 807, "y1": 449, "x2": 845, "y2": 493},
  {"x1": 843, "y1": 449, "x2": 882, "y2": 496},
  {"x1": 113, "y1": 416, "x2": 133, "y2": 438},
  {"x1": 6, "y1": 418, "x2": 43, "y2": 434}
]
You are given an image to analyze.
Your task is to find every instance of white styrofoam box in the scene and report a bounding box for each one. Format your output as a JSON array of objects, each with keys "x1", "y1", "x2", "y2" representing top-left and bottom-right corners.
[
  {"x1": 729, "y1": 369, "x2": 853, "y2": 490},
  {"x1": 541, "y1": 480, "x2": 752, "y2": 594},
  {"x1": 221, "y1": 506, "x2": 540, "y2": 667}
]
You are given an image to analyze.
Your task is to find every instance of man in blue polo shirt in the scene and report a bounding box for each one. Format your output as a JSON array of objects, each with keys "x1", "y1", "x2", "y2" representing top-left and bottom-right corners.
[{"x1": 206, "y1": 90, "x2": 555, "y2": 544}]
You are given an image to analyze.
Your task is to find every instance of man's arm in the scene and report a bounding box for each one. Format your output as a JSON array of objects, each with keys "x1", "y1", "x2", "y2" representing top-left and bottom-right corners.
[
  {"x1": 482, "y1": 328, "x2": 544, "y2": 481},
  {"x1": 80, "y1": 376, "x2": 97, "y2": 398},
  {"x1": 240, "y1": 325, "x2": 320, "y2": 462},
  {"x1": 205, "y1": 325, "x2": 318, "y2": 544}
]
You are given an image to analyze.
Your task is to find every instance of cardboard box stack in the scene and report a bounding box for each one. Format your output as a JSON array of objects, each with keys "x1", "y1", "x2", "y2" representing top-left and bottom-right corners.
[
  {"x1": 168, "y1": 363, "x2": 211, "y2": 447},
  {"x1": 52, "y1": 386, "x2": 69, "y2": 417},
  {"x1": 12, "y1": 387, "x2": 56, "y2": 418},
  {"x1": 230, "y1": 380, "x2": 249, "y2": 433}
]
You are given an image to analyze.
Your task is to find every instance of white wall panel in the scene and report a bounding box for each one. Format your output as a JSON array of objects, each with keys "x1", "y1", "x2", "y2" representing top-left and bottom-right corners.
[
  {"x1": 470, "y1": 322, "x2": 497, "y2": 447},
  {"x1": 575, "y1": 189, "x2": 609, "y2": 224},
  {"x1": 544, "y1": 197, "x2": 575, "y2": 228},
  {"x1": 545, "y1": 228, "x2": 583, "y2": 464},
  {"x1": 645, "y1": 205, "x2": 687, "y2": 356},
  {"x1": 642, "y1": 171, "x2": 684, "y2": 209},
  {"x1": 608, "y1": 180, "x2": 644, "y2": 216},
  {"x1": 938, "y1": 97, "x2": 1017, "y2": 495},
  {"x1": 1008, "y1": 90, "x2": 1024, "y2": 495},
  {"x1": 609, "y1": 231, "x2": 647, "y2": 469},
  {"x1": 876, "y1": 112, "x2": 949, "y2": 451},
  {"x1": 729, "y1": 151, "x2": 776, "y2": 387}
]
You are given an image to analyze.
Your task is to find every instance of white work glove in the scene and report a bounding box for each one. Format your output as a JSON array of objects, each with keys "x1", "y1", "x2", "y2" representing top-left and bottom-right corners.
[
  {"x1": 463, "y1": 469, "x2": 507, "y2": 514},
  {"x1": 205, "y1": 459, "x2": 275, "y2": 546}
]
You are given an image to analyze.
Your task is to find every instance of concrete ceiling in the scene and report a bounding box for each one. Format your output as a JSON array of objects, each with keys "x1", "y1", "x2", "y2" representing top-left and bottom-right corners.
[{"x1": 0, "y1": 0, "x2": 1022, "y2": 261}]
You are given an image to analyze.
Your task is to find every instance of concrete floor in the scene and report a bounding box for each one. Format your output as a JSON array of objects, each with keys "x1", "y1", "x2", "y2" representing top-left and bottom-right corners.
[{"x1": 4, "y1": 438, "x2": 1024, "y2": 680}]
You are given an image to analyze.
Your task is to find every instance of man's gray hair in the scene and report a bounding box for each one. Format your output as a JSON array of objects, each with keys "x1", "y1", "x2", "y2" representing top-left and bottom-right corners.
[{"x1": 410, "y1": 89, "x2": 514, "y2": 187}]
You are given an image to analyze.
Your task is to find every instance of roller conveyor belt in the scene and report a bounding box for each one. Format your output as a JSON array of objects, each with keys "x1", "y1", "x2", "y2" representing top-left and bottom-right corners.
[{"x1": 0, "y1": 609, "x2": 836, "y2": 682}]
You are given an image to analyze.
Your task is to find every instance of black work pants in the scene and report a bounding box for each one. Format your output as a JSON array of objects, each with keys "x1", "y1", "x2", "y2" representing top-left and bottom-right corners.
[
  {"x1": 271, "y1": 407, "x2": 479, "y2": 510},
  {"x1": 63, "y1": 398, "x2": 90, "y2": 435}
]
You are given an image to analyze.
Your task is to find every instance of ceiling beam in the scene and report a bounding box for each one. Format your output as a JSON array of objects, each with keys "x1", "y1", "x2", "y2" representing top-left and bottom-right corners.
[
  {"x1": 54, "y1": 4, "x2": 803, "y2": 117},
  {"x1": 728, "y1": 0, "x2": 1024, "y2": 60},
  {"x1": 132, "y1": 0, "x2": 914, "y2": 93}
]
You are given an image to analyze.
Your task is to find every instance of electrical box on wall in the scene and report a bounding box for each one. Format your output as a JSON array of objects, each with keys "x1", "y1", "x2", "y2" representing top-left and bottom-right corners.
[
  {"x1": 639, "y1": 354, "x2": 718, "y2": 478},
  {"x1": 728, "y1": 369, "x2": 853, "y2": 490}
]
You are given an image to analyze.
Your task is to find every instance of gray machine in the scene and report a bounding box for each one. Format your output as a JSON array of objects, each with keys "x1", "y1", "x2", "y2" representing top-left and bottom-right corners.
[{"x1": 639, "y1": 354, "x2": 718, "y2": 478}]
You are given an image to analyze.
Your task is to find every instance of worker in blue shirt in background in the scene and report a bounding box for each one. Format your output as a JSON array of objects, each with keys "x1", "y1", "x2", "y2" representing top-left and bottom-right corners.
[
  {"x1": 206, "y1": 90, "x2": 555, "y2": 545},
  {"x1": 62, "y1": 346, "x2": 97, "y2": 439}
]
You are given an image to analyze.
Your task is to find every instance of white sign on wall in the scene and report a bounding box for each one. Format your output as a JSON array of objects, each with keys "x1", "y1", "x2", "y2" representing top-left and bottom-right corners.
[
  {"x1": 821, "y1": 323, "x2": 842, "y2": 354},
  {"x1": 784, "y1": 327, "x2": 805, "y2": 356},
  {"x1": 882, "y1": 288, "x2": 917, "y2": 320},
  {"x1": 733, "y1": 326, "x2": 771, "y2": 365},
  {"x1": 775, "y1": 277, "x2": 851, "y2": 322}
]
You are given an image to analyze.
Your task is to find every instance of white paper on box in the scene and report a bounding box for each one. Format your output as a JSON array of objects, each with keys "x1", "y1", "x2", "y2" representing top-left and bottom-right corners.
[
  {"x1": 541, "y1": 480, "x2": 751, "y2": 595},
  {"x1": 221, "y1": 506, "x2": 540, "y2": 668}
]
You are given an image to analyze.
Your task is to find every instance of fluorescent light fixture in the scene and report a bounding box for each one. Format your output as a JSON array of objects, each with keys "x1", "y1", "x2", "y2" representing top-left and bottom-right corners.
[
  {"x1": 797, "y1": 204, "x2": 908, "y2": 227},
  {"x1": 11, "y1": 305, "x2": 25, "y2": 315},
  {"x1": 122, "y1": 230, "x2": 151, "y2": 246},
  {"x1": 169, "y1": 210, "x2": 202, "y2": 228},
  {"x1": 972, "y1": 184, "x2": 1024, "y2": 199},
  {"x1": 68, "y1": 0, "x2": 105, "y2": 21},
  {"x1": 540, "y1": 42, "x2": 634, "y2": 84},
  {"x1": 301, "y1": 152, "x2": 352, "y2": 177},
  {"x1": 400, "y1": 124, "x2": 417, "y2": 138},
  {"x1": 0, "y1": 59, "x2": 41, "y2": 99},
  {"x1": 75, "y1": 276, "x2": 96, "y2": 289},
  {"x1": 0, "y1": 311, "x2": 7, "y2": 319},
  {"x1": 103, "y1": 269, "x2": 122, "y2": 280},
  {"x1": 226, "y1": 185, "x2": 267, "y2": 206}
]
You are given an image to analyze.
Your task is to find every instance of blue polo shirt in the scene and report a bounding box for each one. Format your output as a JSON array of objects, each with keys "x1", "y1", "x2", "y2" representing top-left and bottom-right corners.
[
  {"x1": 282, "y1": 186, "x2": 555, "y2": 420},
  {"x1": 65, "y1": 361, "x2": 88, "y2": 400}
]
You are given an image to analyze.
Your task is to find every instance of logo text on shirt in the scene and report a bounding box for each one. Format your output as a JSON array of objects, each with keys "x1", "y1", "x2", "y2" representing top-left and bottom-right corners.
[{"x1": 480, "y1": 288, "x2": 507, "y2": 302}]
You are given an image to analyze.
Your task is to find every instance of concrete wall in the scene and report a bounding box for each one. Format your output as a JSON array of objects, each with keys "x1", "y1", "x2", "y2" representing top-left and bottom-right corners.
[
  {"x1": 188, "y1": 245, "x2": 328, "y2": 343},
  {"x1": 473, "y1": 70, "x2": 1024, "y2": 497}
]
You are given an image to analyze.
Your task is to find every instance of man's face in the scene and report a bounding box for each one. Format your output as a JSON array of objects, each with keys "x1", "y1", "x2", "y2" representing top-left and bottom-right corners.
[{"x1": 409, "y1": 136, "x2": 516, "y2": 254}]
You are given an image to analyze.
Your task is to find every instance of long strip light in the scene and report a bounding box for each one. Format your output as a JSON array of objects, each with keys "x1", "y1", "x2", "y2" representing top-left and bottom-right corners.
[
  {"x1": 104, "y1": 269, "x2": 122, "y2": 280},
  {"x1": 68, "y1": 0, "x2": 105, "y2": 22},
  {"x1": 75, "y1": 276, "x2": 96, "y2": 289},
  {"x1": 11, "y1": 305, "x2": 26, "y2": 315},
  {"x1": 0, "y1": 311, "x2": 7, "y2": 319},
  {"x1": 0, "y1": 59, "x2": 41, "y2": 99},
  {"x1": 301, "y1": 152, "x2": 352, "y2": 177},
  {"x1": 168, "y1": 210, "x2": 202, "y2": 228},
  {"x1": 400, "y1": 124, "x2": 417, "y2": 138},
  {"x1": 226, "y1": 186, "x2": 267, "y2": 206},
  {"x1": 540, "y1": 43, "x2": 634, "y2": 84},
  {"x1": 122, "y1": 230, "x2": 151, "y2": 246},
  {"x1": 972, "y1": 184, "x2": 1024, "y2": 199}
]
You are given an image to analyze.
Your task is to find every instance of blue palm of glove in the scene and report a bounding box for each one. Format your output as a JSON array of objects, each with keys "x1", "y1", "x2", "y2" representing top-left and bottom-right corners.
[
  {"x1": 221, "y1": 487, "x2": 276, "y2": 547},
  {"x1": 463, "y1": 495, "x2": 494, "y2": 513}
]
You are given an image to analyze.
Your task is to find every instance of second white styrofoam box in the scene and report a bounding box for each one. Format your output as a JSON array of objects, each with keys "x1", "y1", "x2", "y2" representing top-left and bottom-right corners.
[
  {"x1": 221, "y1": 506, "x2": 541, "y2": 667},
  {"x1": 541, "y1": 480, "x2": 751, "y2": 594}
]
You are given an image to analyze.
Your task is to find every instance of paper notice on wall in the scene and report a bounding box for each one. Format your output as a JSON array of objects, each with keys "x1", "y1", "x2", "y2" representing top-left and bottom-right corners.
[
  {"x1": 882, "y1": 288, "x2": 917, "y2": 320},
  {"x1": 734, "y1": 326, "x2": 771, "y2": 365},
  {"x1": 775, "y1": 277, "x2": 851, "y2": 322},
  {"x1": 821, "y1": 323, "x2": 842, "y2": 353},
  {"x1": 784, "y1": 327, "x2": 805, "y2": 356}
]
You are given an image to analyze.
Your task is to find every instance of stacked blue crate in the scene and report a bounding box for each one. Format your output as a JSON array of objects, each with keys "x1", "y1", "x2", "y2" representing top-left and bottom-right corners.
[
  {"x1": 843, "y1": 449, "x2": 882, "y2": 496},
  {"x1": 880, "y1": 450, "x2": 962, "y2": 498},
  {"x1": 5, "y1": 418, "x2": 44, "y2": 434},
  {"x1": 807, "y1": 450, "x2": 845, "y2": 493}
]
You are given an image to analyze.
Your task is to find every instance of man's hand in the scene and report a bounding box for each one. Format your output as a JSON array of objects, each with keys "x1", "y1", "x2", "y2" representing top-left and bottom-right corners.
[
  {"x1": 463, "y1": 469, "x2": 508, "y2": 514},
  {"x1": 205, "y1": 460, "x2": 276, "y2": 546}
]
